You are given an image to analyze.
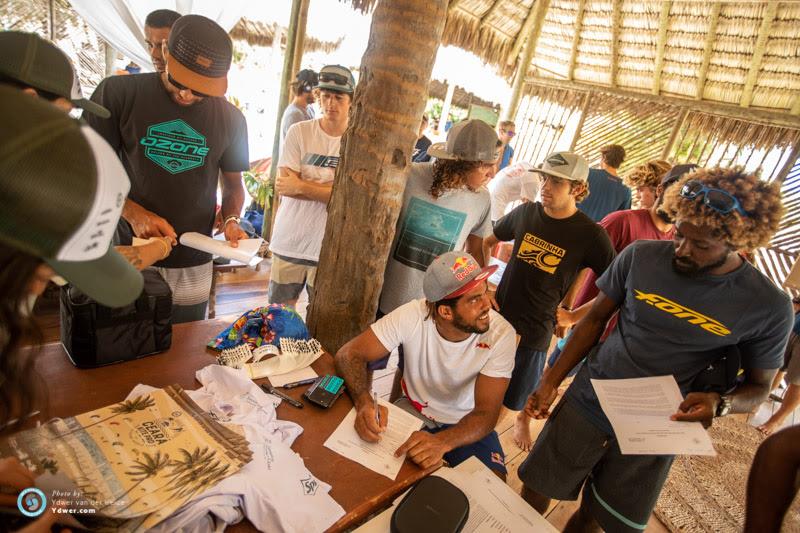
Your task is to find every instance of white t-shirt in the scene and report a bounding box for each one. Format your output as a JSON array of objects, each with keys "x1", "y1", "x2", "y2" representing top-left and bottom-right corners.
[
  {"x1": 371, "y1": 299, "x2": 516, "y2": 424},
  {"x1": 270, "y1": 119, "x2": 341, "y2": 262},
  {"x1": 487, "y1": 162, "x2": 538, "y2": 221}
]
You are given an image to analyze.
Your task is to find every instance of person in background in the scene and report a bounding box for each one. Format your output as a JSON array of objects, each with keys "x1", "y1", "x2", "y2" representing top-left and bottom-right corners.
[
  {"x1": 281, "y1": 68, "x2": 319, "y2": 142},
  {"x1": 412, "y1": 114, "x2": 432, "y2": 163},
  {"x1": 488, "y1": 161, "x2": 539, "y2": 223},
  {"x1": 0, "y1": 31, "x2": 174, "y2": 270},
  {"x1": 87, "y1": 15, "x2": 249, "y2": 323},
  {"x1": 497, "y1": 120, "x2": 516, "y2": 171},
  {"x1": 269, "y1": 65, "x2": 354, "y2": 307},
  {"x1": 143, "y1": 9, "x2": 181, "y2": 74},
  {"x1": 336, "y1": 252, "x2": 516, "y2": 475},
  {"x1": 483, "y1": 152, "x2": 615, "y2": 451},
  {"x1": 623, "y1": 159, "x2": 672, "y2": 210},
  {"x1": 576, "y1": 144, "x2": 631, "y2": 222},
  {"x1": 0, "y1": 88, "x2": 144, "y2": 532},
  {"x1": 519, "y1": 166, "x2": 791, "y2": 533}
]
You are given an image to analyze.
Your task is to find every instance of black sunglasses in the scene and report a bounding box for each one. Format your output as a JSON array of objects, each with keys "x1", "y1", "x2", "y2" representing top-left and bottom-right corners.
[
  {"x1": 167, "y1": 74, "x2": 210, "y2": 98},
  {"x1": 319, "y1": 72, "x2": 351, "y2": 86}
]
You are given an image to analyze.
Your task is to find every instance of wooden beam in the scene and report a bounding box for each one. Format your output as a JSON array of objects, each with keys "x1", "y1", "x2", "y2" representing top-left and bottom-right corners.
[
  {"x1": 569, "y1": 92, "x2": 592, "y2": 151},
  {"x1": 610, "y1": 0, "x2": 622, "y2": 87},
  {"x1": 524, "y1": 75, "x2": 800, "y2": 130},
  {"x1": 480, "y1": 0, "x2": 503, "y2": 24},
  {"x1": 741, "y1": 1, "x2": 778, "y2": 108},
  {"x1": 567, "y1": 0, "x2": 586, "y2": 81},
  {"x1": 504, "y1": 0, "x2": 551, "y2": 120},
  {"x1": 307, "y1": 0, "x2": 449, "y2": 353},
  {"x1": 506, "y1": 1, "x2": 542, "y2": 66},
  {"x1": 661, "y1": 108, "x2": 689, "y2": 159},
  {"x1": 652, "y1": 1, "x2": 672, "y2": 95},
  {"x1": 791, "y1": 93, "x2": 800, "y2": 116},
  {"x1": 291, "y1": 0, "x2": 311, "y2": 75},
  {"x1": 696, "y1": 2, "x2": 722, "y2": 100}
]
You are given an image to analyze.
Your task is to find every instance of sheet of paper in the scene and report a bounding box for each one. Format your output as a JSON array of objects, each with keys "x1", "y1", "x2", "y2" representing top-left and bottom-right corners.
[
  {"x1": 591, "y1": 375, "x2": 716, "y2": 456},
  {"x1": 267, "y1": 366, "x2": 318, "y2": 387},
  {"x1": 179, "y1": 232, "x2": 266, "y2": 266},
  {"x1": 434, "y1": 462, "x2": 558, "y2": 533},
  {"x1": 323, "y1": 399, "x2": 423, "y2": 480}
]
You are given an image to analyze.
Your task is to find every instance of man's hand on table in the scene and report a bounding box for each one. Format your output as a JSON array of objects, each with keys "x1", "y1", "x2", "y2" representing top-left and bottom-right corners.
[
  {"x1": 395, "y1": 431, "x2": 449, "y2": 470},
  {"x1": 123, "y1": 200, "x2": 177, "y2": 245},
  {"x1": 354, "y1": 401, "x2": 388, "y2": 443}
]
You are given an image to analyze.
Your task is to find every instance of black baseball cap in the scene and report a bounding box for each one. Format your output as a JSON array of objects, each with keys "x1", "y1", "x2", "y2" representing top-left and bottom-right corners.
[
  {"x1": 661, "y1": 163, "x2": 699, "y2": 187},
  {"x1": 0, "y1": 31, "x2": 110, "y2": 118},
  {"x1": 295, "y1": 69, "x2": 318, "y2": 92},
  {"x1": 166, "y1": 15, "x2": 232, "y2": 97}
]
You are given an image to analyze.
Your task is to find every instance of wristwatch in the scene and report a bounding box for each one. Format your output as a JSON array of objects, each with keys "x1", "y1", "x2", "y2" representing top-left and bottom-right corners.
[
  {"x1": 715, "y1": 394, "x2": 732, "y2": 417},
  {"x1": 223, "y1": 215, "x2": 241, "y2": 227}
]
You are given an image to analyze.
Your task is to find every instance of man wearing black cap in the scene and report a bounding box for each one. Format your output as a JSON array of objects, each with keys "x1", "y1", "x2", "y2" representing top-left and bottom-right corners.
[
  {"x1": 268, "y1": 64, "x2": 354, "y2": 307},
  {"x1": 336, "y1": 251, "x2": 516, "y2": 475},
  {"x1": 86, "y1": 15, "x2": 249, "y2": 323},
  {"x1": 281, "y1": 68, "x2": 318, "y2": 141}
]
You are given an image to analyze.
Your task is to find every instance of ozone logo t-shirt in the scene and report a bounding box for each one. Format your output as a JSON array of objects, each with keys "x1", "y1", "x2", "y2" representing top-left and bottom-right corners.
[{"x1": 86, "y1": 73, "x2": 249, "y2": 268}]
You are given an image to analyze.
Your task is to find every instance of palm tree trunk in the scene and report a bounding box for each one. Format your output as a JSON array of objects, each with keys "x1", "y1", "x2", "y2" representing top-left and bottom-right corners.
[{"x1": 307, "y1": 0, "x2": 448, "y2": 353}]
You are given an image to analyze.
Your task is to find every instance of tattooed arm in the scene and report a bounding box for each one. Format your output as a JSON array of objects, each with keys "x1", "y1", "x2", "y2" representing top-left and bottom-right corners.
[
  {"x1": 115, "y1": 237, "x2": 173, "y2": 271},
  {"x1": 335, "y1": 328, "x2": 391, "y2": 443}
]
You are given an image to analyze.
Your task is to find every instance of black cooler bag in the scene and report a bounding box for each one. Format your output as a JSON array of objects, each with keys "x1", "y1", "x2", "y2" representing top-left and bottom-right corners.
[{"x1": 60, "y1": 269, "x2": 173, "y2": 368}]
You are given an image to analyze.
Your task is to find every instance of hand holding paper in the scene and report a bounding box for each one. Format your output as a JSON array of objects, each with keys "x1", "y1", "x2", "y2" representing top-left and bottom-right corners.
[{"x1": 670, "y1": 391, "x2": 719, "y2": 427}]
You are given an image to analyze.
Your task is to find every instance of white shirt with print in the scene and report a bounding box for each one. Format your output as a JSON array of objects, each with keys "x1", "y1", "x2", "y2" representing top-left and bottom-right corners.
[
  {"x1": 270, "y1": 119, "x2": 341, "y2": 262},
  {"x1": 371, "y1": 299, "x2": 516, "y2": 424}
]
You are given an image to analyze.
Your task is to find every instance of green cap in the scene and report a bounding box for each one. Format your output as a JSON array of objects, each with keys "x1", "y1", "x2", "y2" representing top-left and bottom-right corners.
[
  {"x1": 0, "y1": 86, "x2": 142, "y2": 307},
  {"x1": 0, "y1": 31, "x2": 110, "y2": 118}
]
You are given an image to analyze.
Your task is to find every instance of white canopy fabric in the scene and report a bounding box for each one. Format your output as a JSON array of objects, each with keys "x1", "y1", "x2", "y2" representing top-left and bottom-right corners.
[{"x1": 69, "y1": 0, "x2": 247, "y2": 72}]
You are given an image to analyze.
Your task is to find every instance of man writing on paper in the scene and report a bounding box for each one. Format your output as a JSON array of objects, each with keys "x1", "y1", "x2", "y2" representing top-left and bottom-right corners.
[
  {"x1": 335, "y1": 252, "x2": 516, "y2": 475},
  {"x1": 517, "y1": 167, "x2": 793, "y2": 533}
]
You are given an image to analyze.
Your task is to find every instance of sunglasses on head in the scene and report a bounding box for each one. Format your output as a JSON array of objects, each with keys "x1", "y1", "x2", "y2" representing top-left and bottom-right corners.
[
  {"x1": 167, "y1": 74, "x2": 210, "y2": 98},
  {"x1": 319, "y1": 72, "x2": 351, "y2": 86},
  {"x1": 679, "y1": 179, "x2": 748, "y2": 217}
]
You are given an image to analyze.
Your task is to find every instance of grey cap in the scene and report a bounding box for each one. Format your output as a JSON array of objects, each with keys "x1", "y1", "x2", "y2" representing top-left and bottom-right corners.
[
  {"x1": 427, "y1": 119, "x2": 499, "y2": 163},
  {"x1": 423, "y1": 251, "x2": 498, "y2": 302},
  {"x1": 317, "y1": 64, "x2": 355, "y2": 94},
  {"x1": 536, "y1": 151, "x2": 589, "y2": 183}
]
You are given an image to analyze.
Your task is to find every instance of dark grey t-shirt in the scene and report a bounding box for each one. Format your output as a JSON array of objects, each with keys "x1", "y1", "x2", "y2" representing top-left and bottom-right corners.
[
  {"x1": 86, "y1": 73, "x2": 249, "y2": 268},
  {"x1": 566, "y1": 240, "x2": 794, "y2": 434}
]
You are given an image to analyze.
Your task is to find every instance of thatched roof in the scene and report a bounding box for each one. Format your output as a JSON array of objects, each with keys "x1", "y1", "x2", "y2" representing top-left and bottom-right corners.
[
  {"x1": 229, "y1": 17, "x2": 343, "y2": 54},
  {"x1": 427, "y1": 79, "x2": 501, "y2": 109},
  {"x1": 346, "y1": 0, "x2": 800, "y2": 115}
]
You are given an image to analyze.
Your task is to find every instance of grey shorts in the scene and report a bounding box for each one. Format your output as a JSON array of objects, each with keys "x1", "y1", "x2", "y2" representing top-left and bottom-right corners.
[
  {"x1": 518, "y1": 399, "x2": 674, "y2": 533},
  {"x1": 783, "y1": 333, "x2": 800, "y2": 385},
  {"x1": 268, "y1": 254, "x2": 317, "y2": 304}
]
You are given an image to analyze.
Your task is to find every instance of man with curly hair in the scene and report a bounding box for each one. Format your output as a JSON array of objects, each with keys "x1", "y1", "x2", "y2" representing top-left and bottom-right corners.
[
  {"x1": 623, "y1": 159, "x2": 672, "y2": 210},
  {"x1": 483, "y1": 151, "x2": 616, "y2": 450},
  {"x1": 371, "y1": 120, "x2": 497, "y2": 374},
  {"x1": 518, "y1": 166, "x2": 794, "y2": 533}
]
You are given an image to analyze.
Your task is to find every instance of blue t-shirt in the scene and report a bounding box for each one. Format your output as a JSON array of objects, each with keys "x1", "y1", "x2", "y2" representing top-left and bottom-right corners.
[
  {"x1": 576, "y1": 168, "x2": 632, "y2": 222},
  {"x1": 499, "y1": 144, "x2": 514, "y2": 171},
  {"x1": 566, "y1": 240, "x2": 794, "y2": 435}
]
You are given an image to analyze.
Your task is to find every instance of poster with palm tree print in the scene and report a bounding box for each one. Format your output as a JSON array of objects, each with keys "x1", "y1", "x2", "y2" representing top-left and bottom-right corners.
[{"x1": 1, "y1": 385, "x2": 252, "y2": 532}]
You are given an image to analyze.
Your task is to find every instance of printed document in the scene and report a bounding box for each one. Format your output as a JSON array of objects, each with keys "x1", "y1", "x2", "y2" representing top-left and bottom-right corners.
[
  {"x1": 180, "y1": 232, "x2": 267, "y2": 266},
  {"x1": 591, "y1": 375, "x2": 716, "y2": 456},
  {"x1": 324, "y1": 399, "x2": 423, "y2": 479}
]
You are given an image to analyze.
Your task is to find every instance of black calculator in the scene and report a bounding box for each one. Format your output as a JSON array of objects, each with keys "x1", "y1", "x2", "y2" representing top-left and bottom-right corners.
[{"x1": 303, "y1": 375, "x2": 345, "y2": 408}]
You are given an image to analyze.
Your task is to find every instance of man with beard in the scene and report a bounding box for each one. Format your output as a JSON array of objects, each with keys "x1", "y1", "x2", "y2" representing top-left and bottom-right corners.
[
  {"x1": 517, "y1": 166, "x2": 793, "y2": 533},
  {"x1": 335, "y1": 251, "x2": 516, "y2": 475}
]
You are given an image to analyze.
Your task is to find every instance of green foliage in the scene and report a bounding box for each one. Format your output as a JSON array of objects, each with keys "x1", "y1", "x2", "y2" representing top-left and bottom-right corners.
[{"x1": 244, "y1": 169, "x2": 273, "y2": 211}]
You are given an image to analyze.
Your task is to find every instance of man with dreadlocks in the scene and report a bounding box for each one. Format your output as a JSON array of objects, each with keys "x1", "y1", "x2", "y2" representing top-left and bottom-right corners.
[{"x1": 517, "y1": 166, "x2": 793, "y2": 533}]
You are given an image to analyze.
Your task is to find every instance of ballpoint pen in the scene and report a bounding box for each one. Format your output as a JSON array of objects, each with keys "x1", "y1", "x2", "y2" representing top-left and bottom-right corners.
[
  {"x1": 374, "y1": 391, "x2": 381, "y2": 426},
  {"x1": 262, "y1": 384, "x2": 304, "y2": 408},
  {"x1": 282, "y1": 377, "x2": 318, "y2": 389}
]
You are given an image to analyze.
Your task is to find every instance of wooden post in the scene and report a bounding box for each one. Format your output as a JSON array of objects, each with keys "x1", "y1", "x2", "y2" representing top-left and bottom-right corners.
[
  {"x1": 696, "y1": 3, "x2": 721, "y2": 101},
  {"x1": 291, "y1": 0, "x2": 311, "y2": 77},
  {"x1": 306, "y1": 0, "x2": 448, "y2": 353},
  {"x1": 504, "y1": 0, "x2": 551, "y2": 121},
  {"x1": 567, "y1": 0, "x2": 586, "y2": 81},
  {"x1": 652, "y1": 1, "x2": 672, "y2": 95},
  {"x1": 609, "y1": 0, "x2": 622, "y2": 88},
  {"x1": 262, "y1": 0, "x2": 305, "y2": 241},
  {"x1": 569, "y1": 91, "x2": 592, "y2": 151},
  {"x1": 104, "y1": 42, "x2": 117, "y2": 77},
  {"x1": 740, "y1": 1, "x2": 778, "y2": 108},
  {"x1": 661, "y1": 108, "x2": 689, "y2": 159}
]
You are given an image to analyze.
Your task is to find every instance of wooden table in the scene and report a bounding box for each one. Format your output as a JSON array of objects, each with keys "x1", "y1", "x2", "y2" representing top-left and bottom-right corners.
[{"x1": 31, "y1": 320, "x2": 432, "y2": 532}]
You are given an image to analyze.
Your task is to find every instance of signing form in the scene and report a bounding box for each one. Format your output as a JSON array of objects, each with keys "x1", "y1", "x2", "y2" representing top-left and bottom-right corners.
[
  {"x1": 324, "y1": 399, "x2": 423, "y2": 479},
  {"x1": 591, "y1": 375, "x2": 716, "y2": 456}
]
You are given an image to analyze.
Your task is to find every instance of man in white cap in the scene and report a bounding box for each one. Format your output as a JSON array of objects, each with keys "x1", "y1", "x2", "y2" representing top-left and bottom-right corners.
[
  {"x1": 483, "y1": 152, "x2": 615, "y2": 450},
  {"x1": 336, "y1": 251, "x2": 516, "y2": 475}
]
